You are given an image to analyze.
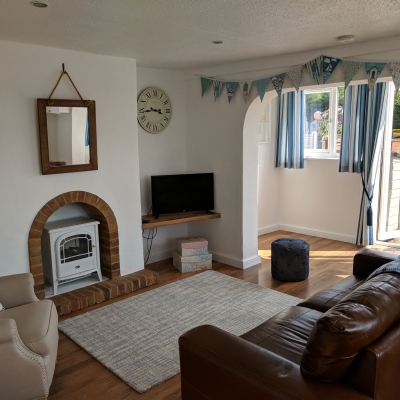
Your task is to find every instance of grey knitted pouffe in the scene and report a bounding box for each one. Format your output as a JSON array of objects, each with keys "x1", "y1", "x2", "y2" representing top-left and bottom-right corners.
[{"x1": 271, "y1": 238, "x2": 310, "y2": 282}]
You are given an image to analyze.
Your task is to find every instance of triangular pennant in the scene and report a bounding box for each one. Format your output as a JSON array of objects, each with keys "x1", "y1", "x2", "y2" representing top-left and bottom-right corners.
[
  {"x1": 322, "y1": 56, "x2": 340, "y2": 84},
  {"x1": 239, "y1": 81, "x2": 253, "y2": 103},
  {"x1": 225, "y1": 82, "x2": 238, "y2": 103},
  {"x1": 389, "y1": 62, "x2": 400, "y2": 92},
  {"x1": 286, "y1": 65, "x2": 302, "y2": 92},
  {"x1": 201, "y1": 77, "x2": 212, "y2": 97},
  {"x1": 254, "y1": 78, "x2": 268, "y2": 102},
  {"x1": 271, "y1": 73, "x2": 285, "y2": 98},
  {"x1": 365, "y1": 62, "x2": 386, "y2": 91},
  {"x1": 305, "y1": 57, "x2": 322, "y2": 84},
  {"x1": 213, "y1": 80, "x2": 223, "y2": 101},
  {"x1": 342, "y1": 60, "x2": 363, "y2": 89}
]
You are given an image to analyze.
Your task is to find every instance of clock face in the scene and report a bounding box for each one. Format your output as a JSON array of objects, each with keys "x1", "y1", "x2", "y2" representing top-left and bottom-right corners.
[{"x1": 137, "y1": 87, "x2": 172, "y2": 133}]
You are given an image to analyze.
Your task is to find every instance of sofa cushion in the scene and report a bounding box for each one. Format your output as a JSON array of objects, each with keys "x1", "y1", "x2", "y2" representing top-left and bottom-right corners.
[
  {"x1": 301, "y1": 273, "x2": 400, "y2": 382},
  {"x1": 298, "y1": 275, "x2": 366, "y2": 312},
  {"x1": 0, "y1": 299, "x2": 58, "y2": 356},
  {"x1": 241, "y1": 306, "x2": 322, "y2": 364}
]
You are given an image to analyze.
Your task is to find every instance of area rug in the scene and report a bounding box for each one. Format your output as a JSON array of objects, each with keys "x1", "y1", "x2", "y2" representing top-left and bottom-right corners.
[{"x1": 58, "y1": 270, "x2": 299, "y2": 393}]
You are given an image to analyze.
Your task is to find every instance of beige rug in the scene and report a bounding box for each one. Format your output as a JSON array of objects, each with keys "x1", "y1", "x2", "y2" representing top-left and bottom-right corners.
[{"x1": 58, "y1": 270, "x2": 299, "y2": 393}]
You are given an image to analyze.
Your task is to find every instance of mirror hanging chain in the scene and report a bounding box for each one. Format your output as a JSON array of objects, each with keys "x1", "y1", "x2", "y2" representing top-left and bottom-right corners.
[{"x1": 47, "y1": 63, "x2": 91, "y2": 107}]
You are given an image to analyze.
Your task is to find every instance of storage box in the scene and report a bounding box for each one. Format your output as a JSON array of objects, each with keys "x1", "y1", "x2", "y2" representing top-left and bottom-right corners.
[
  {"x1": 173, "y1": 251, "x2": 212, "y2": 273},
  {"x1": 176, "y1": 237, "x2": 208, "y2": 256}
]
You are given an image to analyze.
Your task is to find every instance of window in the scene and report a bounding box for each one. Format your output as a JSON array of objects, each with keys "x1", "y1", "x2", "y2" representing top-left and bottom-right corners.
[{"x1": 304, "y1": 87, "x2": 344, "y2": 158}]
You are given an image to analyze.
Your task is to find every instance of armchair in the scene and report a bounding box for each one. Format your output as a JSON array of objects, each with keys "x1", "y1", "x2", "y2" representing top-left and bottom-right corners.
[{"x1": 0, "y1": 273, "x2": 58, "y2": 400}]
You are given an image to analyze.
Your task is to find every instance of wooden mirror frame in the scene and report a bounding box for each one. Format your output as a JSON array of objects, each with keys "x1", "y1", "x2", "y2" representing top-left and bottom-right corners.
[{"x1": 37, "y1": 98, "x2": 98, "y2": 174}]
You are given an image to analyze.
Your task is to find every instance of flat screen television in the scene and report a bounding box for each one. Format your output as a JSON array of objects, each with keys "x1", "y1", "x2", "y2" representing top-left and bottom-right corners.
[{"x1": 151, "y1": 173, "x2": 214, "y2": 218}]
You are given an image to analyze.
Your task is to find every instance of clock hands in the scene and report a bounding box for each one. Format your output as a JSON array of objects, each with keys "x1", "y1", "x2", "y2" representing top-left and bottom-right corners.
[{"x1": 145, "y1": 107, "x2": 162, "y2": 114}]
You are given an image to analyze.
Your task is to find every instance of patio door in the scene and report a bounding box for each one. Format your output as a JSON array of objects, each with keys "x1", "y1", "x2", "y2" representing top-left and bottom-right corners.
[{"x1": 377, "y1": 82, "x2": 400, "y2": 242}]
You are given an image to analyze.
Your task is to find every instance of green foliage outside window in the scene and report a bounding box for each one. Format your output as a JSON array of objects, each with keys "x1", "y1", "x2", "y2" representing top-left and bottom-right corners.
[{"x1": 393, "y1": 90, "x2": 400, "y2": 129}]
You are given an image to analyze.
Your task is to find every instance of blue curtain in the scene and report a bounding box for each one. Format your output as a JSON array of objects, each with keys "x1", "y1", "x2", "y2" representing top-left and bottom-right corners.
[
  {"x1": 275, "y1": 91, "x2": 305, "y2": 169},
  {"x1": 339, "y1": 82, "x2": 389, "y2": 245}
]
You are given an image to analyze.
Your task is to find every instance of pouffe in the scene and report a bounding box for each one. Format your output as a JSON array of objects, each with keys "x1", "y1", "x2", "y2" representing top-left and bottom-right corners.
[{"x1": 271, "y1": 238, "x2": 309, "y2": 281}]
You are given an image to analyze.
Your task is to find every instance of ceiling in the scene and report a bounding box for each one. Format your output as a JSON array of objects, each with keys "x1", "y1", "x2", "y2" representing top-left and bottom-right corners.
[{"x1": 1, "y1": 0, "x2": 400, "y2": 70}]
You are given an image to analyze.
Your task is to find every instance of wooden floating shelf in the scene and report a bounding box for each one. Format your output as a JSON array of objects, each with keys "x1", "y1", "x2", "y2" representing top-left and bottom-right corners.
[{"x1": 141, "y1": 211, "x2": 221, "y2": 229}]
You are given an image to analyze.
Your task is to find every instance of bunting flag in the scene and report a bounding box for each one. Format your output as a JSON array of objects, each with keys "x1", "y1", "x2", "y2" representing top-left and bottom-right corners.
[
  {"x1": 389, "y1": 62, "x2": 400, "y2": 92},
  {"x1": 213, "y1": 80, "x2": 223, "y2": 101},
  {"x1": 343, "y1": 60, "x2": 363, "y2": 89},
  {"x1": 271, "y1": 73, "x2": 285, "y2": 98},
  {"x1": 254, "y1": 78, "x2": 268, "y2": 102},
  {"x1": 322, "y1": 56, "x2": 340, "y2": 84},
  {"x1": 225, "y1": 82, "x2": 238, "y2": 103},
  {"x1": 365, "y1": 62, "x2": 386, "y2": 91},
  {"x1": 305, "y1": 57, "x2": 322, "y2": 84},
  {"x1": 286, "y1": 65, "x2": 302, "y2": 92},
  {"x1": 239, "y1": 81, "x2": 253, "y2": 103},
  {"x1": 201, "y1": 77, "x2": 212, "y2": 97}
]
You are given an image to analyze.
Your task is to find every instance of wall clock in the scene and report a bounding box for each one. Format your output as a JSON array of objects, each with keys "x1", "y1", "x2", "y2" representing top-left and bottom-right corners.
[{"x1": 137, "y1": 87, "x2": 172, "y2": 133}]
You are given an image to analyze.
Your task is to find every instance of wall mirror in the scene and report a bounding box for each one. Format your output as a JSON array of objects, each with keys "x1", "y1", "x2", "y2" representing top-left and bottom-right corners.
[{"x1": 37, "y1": 99, "x2": 98, "y2": 174}]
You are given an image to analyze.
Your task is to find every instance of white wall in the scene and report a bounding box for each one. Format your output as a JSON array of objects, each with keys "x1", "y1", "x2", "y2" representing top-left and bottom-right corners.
[
  {"x1": 257, "y1": 96, "x2": 280, "y2": 233},
  {"x1": 0, "y1": 40, "x2": 143, "y2": 277},
  {"x1": 137, "y1": 67, "x2": 188, "y2": 263},
  {"x1": 256, "y1": 93, "x2": 362, "y2": 243}
]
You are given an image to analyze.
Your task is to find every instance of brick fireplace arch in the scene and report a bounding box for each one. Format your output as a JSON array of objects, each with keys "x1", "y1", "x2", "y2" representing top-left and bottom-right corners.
[{"x1": 28, "y1": 191, "x2": 120, "y2": 299}]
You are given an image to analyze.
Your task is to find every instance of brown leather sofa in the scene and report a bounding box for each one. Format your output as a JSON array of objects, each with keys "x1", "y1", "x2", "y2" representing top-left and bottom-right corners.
[{"x1": 179, "y1": 249, "x2": 400, "y2": 400}]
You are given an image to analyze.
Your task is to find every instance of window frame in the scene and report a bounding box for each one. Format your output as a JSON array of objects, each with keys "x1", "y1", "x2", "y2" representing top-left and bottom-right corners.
[{"x1": 303, "y1": 86, "x2": 341, "y2": 159}]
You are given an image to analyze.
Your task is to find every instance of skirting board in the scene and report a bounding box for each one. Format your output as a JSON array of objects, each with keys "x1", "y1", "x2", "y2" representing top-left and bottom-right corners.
[
  {"x1": 258, "y1": 224, "x2": 355, "y2": 244},
  {"x1": 212, "y1": 252, "x2": 261, "y2": 270},
  {"x1": 146, "y1": 249, "x2": 261, "y2": 270}
]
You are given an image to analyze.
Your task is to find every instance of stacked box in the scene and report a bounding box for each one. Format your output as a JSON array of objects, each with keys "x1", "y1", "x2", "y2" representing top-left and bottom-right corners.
[{"x1": 173, "y1": 237, "x2": 212, "y2": 273}]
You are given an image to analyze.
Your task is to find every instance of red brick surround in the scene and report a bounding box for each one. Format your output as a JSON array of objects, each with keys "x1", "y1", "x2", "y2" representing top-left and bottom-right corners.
[
  {"x1": 29, "y1": 191, "x2": 120, "y2": 299},
  {"x1": 53, "y1": 269, "x2": 159, "y2": 316}
]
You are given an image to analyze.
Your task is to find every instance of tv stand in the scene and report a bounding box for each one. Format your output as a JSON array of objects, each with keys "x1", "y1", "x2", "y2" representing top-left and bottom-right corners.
[{"x1": 141, "y1": 210, "x2": 221, "y2": 230}]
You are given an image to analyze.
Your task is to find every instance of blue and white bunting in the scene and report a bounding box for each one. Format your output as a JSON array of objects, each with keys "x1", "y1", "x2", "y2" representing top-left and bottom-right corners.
[
  {"x1": 343, "y1": 60, "x2": 363, "y2": 89},
  {"x1": 322, "y1": 56, "x2": 340, "y2": 84},
  {"x1": 305, "y1": 57, "x2": 322, "y2": 85},
  {"x1": 365, "y1": 62, "x2": 386, "y2": 91},
  {"x1": 201, "y1": 77, "x2": 212, "y2": 97},
  {"x1": 286, "y1": 65, "x2": 302, "y2": 92},
  {"x1": 225, "y1": 82, "x2": 238, "y2": 103},
  {"x1": 240, "y1": 81, "x2": 253, "y2": 103},
  {"x1": 199, "y1": 55, "x2": 400, "y2": 102},
  {"x1": 254, "y1": 78, "x2": 268, "y2": 102},
  {"x1": 213, "y1": 80, "x2": 223, "y2": 101},
  {"x1": 271, "y1": 73, "x2": 285, "y2": 98}
]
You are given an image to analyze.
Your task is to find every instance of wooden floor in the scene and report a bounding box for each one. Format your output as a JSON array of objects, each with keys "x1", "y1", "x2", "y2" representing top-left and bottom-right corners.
[{"x1": 49, "y1": 231, "x2": 397, "y2": 399}]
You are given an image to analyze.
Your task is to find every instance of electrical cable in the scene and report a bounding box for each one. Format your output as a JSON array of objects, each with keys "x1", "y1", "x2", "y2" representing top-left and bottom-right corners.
[{"x1": 142, "y1": 205, "x2": 156, "y2": 265}]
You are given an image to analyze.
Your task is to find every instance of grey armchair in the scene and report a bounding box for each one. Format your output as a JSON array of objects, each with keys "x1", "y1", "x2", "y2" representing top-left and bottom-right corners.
[{"x1": 0, "y1": 273, "x2": 58, "y2": 400}]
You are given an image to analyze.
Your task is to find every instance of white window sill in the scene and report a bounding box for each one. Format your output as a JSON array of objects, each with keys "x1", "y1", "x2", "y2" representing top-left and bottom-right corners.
[{"x1": 304, "y1": 155, "x2": 339, "y2": 160}]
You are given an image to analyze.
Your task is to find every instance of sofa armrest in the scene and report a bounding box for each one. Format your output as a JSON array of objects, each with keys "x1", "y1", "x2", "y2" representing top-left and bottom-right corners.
[
  {"x1": 353, "y1": 249, "x2": 398, "y2": 276},
  {"x1": 179, "y1": 325, "x2": 370, "y2": 400},
  {"x1": 0, "y1": 273, "x2": 38, "y2": 309},
  {"x1": 0, "y1": 319, "x2": 49, "y2": 399}
]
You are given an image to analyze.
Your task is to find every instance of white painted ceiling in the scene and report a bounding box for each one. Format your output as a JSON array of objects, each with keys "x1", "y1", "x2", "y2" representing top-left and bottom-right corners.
[{"x1": 1, "y1": 0, "x2": 400, "y2": 70}]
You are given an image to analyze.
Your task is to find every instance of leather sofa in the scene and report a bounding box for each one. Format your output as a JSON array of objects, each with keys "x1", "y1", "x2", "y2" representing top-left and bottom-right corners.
[
  {"x1": 0, "y1": 273, "x2": 58, "y2": 400},
  {"x1": 179, "y1": 249, "x2": 400, "y2": 400}
]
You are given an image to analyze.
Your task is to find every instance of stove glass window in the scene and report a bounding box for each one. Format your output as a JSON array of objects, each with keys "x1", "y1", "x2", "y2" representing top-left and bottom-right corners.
[{"x1": 60, "y1": 234, "x2": 93, "y2": 264}]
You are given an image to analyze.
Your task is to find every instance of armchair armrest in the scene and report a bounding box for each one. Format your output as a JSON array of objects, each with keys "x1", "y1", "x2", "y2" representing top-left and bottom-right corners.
[
  {"x1": 0, "y1": 319, "x2": 49, "y2": 399},
  {"x1": 0, "y1": 273, "x2": 38, "y2": 309},
  {"x1": 179, "y1": 325, "x2": 370, "y2": 400},
  {"x1": 353, "y1": 249, "x2": 398, "y2": 276}
]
